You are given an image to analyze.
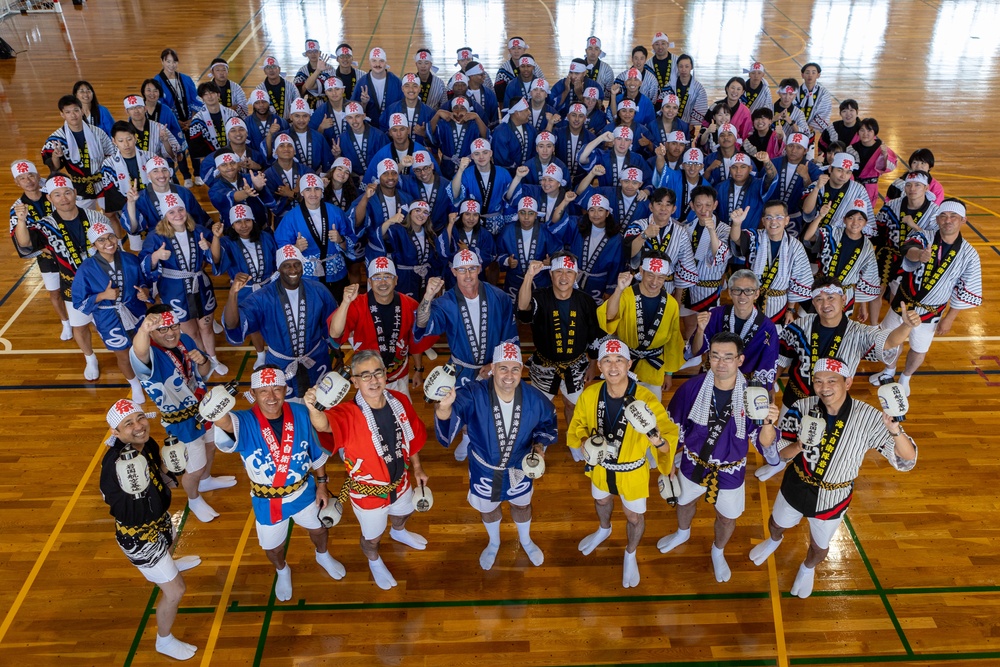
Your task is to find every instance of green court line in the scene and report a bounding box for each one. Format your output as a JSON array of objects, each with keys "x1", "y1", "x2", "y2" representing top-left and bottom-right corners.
[
  {"x1": 251, "y1": 523, "x2": 295, "y2": 667},
  {"x1": 552, "y1": 660, "x2": 775, "y2": 667},
  {"x1": 398, "y1": 0, "x2": 423, "y2": 73},
  {"x1": 123, "y1": 351, "x2": 251, "y2": 667},
  {"x1": 229, "y1": 590, "x2": 770, "y2": 613},
  {"x1": 790, "y1": 651, "x2": 1000, "y2": 665},
  {"x1": 787, "y1": 584, "x2": 1000, "y2": 598},
  {"x1": 360, "y1": 0, "x2": 391, "y2": 62},
  {"x1": 122, "y1": 506, "x2": 192, "y2": 667},
  {"x1": 196, "y1": 3, "x2": 269, "y2": 80},
  {"x1": 843, "y1": 515, "x2": 913, "y2": 656}
]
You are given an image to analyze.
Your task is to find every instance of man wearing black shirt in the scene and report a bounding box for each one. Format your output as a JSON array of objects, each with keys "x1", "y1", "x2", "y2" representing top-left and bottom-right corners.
[{"x1": 100, "y1": 399, "x2": 200, "y2": 660}]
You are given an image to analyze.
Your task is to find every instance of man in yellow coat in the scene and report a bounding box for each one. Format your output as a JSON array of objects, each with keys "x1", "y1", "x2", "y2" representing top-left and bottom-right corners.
[
  {"x1": 569, "y1": 338, "x2": 680, "y2": 588},
  {"x1": 598, "y1": 253, "x2": 685, "y2": 400}
]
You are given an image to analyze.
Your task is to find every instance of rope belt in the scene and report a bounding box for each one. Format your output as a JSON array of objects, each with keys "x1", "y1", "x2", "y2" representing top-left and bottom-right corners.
[
  {"x1": 449, "y1": 356, "x2": 483, "y2": 371},
  {"x1": 763, "y1": 288, "x2": 787, "y2": 297},
  {"x1": 696, "y1": 279, "x2": 724, "y2": 288},
  {"x1": 72, "y1": 172, "x2": 104, "y2": 195},
  {"x1": 160, "y1": 404, "x2": 199, "y2": 424},
  {"x1": 601, "y1": 457, "x2": 646, "y2": 473},
  {"x1": 115, "y1": 513, "x2": 171, "y2": 541},
  {"x1": 337, "y1": 475, "x2": 405, "y2": 504},
  {"x1": 250, "y1": 476, "x2": 307, "y2": 499},
  {"x1": 632, "y1": 346, "x2": 665, "y2": 370},
  {"x1": 794, "y1": 464, "x2": 854, "y2": 490},
  {"x1": 898, "y1": 291, "x2": 939, "y2": 314},
  {"x1": 684, "y1": 448, "x2": 746, "y2": 474},
  {"x1": 532, "y1": 351, "x2": 587, "y2": 372}
]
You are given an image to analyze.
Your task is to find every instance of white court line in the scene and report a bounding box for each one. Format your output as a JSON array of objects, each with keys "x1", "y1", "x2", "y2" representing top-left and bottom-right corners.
[
  {"x1": 0, "y1": 282, "x2": 44, "y2": 351},
  {"x1": 0, "y1": 346, "x2": 258, "y2": 355}
]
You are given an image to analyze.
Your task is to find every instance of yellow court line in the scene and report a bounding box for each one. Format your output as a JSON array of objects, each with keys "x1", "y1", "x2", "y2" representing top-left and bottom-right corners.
[
  {"x1": 228, "y1": 18, "x2": 264, "y2": 62},
  {"x1": 0, "y1": 433, "x2": 108, "y2": 645},
  {"x1": 950, "y1": 195, "x2": 1000, "y2": 221},
  {"x1": 755, "y1": 461, "x2": 789, "y2": 667},
  {"x1": 199, "y1": 511, "x2": 257, "y2": 667},
  {"x1": 935, "y1": 172, "x2": 1000, "y2": 185}
]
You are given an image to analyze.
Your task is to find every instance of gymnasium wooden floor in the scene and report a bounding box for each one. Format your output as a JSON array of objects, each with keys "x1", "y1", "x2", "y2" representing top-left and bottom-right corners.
[{"x1": 0, "y1": 1, "x2": 998, "y2": 665}]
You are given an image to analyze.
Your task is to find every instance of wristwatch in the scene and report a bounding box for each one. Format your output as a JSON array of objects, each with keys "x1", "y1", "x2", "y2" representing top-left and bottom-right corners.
[{"x1": 315, "y1": 475, "x2": 329, "y2": 484}]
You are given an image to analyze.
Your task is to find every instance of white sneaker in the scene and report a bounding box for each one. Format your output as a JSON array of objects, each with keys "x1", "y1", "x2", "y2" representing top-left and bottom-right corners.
[
  {"x1": 193, "y1": 176, "x2": 205, "y2": 187},
  {"x1": 183, "y1": 179, "x2": 194, "y2": 188},
  {"x1": 212, "y1": 358, "x2": 230, "y2": 377}
]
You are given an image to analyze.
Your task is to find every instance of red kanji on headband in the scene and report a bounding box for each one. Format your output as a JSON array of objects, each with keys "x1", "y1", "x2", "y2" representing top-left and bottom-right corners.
[
  {"x1": 259, "y1": 367, "x2": 278, "y2": 384},
  {"x1": 512, "y1": 39, "x2": 522, "y2": 48},
  {"x1": 460, "y1": 249, "x2": 475, "y2": 261},
  {"x1": 606, "y1": 340, "x2": 621, "y2": 353},
  {"x1": 841, "y1": 159, "x2": 852, "y2": 169},
  {"x1": 589, "y1": 38, "x2": 598, "y2": 46},
  {"x1": 688, "y1": 150, "x2": 700, "y2": 160},
  {"x1": 164, "y1": 194, "x2": 180, "y2": 207},
  {"x1": 502, "y1": 342, "x2": 519, "y2": 360},
  {"x1": 305, "y1": 175, "x2": 319, "y2": 188},
  {"x1": 126, "y1": 96, "x2": 139, "y2": 106},
  {"x1": 545, "y1": 164, "x2": 558, "y2": 175},
  {"x1": 414, "y1": 152, "x2": 426, "y2": 164},
  {"x1": 51, "y1": 175, "x2": 69, "y2": 188},
  {"x1": 648, "y1": 258, "x2": 664, "y2": 272},
  {"x1": 234, "y1": 205, "x2": 248, "y2": 218},
  {"x1": 283, "y1": 246, "x2": 298, "y2": 258},
  {"x1": 113, "y1": 399, "x2": 135, "y2": 415},
  {"x1": 522, "y1": 197, "x2": 535, "y2": 207},
  {"x1": 590, "y1": 195, "x2": 604, "y2": 208},
  {"x1": 374, "y1": 257, "x2": 390, "y2": 270},
  {"x1": 372, "y1": 48, "x2": 383, "y2": 58},
  {"x1": 160, "y1": 311, "x2": 176, "y2": 327},
  {"x1": 792, "y1": 134, "x2": 804, "y2": 143},
  {"x1": 15, "y1": 162, "x2": 29, "y2": 174},
  {"x1": 623, "y1": 168, "x2": 640, "y2": 181},
  {"x1": 459, "y1": 50, "x2": 470, "y2": 59}
]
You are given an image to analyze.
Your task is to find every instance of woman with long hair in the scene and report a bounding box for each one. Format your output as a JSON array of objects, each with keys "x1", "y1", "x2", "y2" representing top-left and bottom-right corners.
[
  {"x1": 140, "y1": 196, "x2": 227, "y2": 375},
  {"x1": 72, "y1": 81, "x2": 115, "y2": 135},
  {"x1": 154, "y1": 49, "x2": 204, "y2": 187}
]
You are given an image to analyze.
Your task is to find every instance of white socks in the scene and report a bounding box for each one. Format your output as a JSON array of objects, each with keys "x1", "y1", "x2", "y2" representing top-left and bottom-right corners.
[
  {"x1": 210, "y1": 356, "x2": 229, "y2": 377},
  {"x1": 315, "y1": 551, "x2": 346, "y2": 580},
  {"x1": 212, "y1": 318, "x2": 224, "y2": 334},
  {"x1": 59, "y1": 320, "x2": 72, "y2": 341},
  {"x1": 275, "y1": 564, "x2": 293, "y2": 601},
  {"x1": 84, "y1": 354, "x2": 100, "y2": 381},
  {"x1": 155, "y1": 633, "x2": 197, "y2": 660},
  {"x1": 899, "y1": 373, "x2": 912, "y2": 396},
  {"x1": 749, "y1": 537, "x2": 782, "y2": 566},
  {"x1": 790, "y1": 562, "x2": 816, "y2": 598},
  {"x1": 711, "y1": 544, "x2": 731, "y2": 583},
  {"x1": 622, "y1": 549, "x2": 640, "y2": 588},
  {"x1": 254, "y1": 350, "x2": 267, "y2": 369},
  {"x1": 480, "y1": 519, "x2": 501, "y2": 570},
  {"x1": 761, "y1": 443, "x2": 780, "y2": 466},
  {"x1": 198, "y1": 476, "x2": 237, "y2": 492},
  {"x1": 578, "y1": 525, "x2": 612, "y2": 556},
  {"x1": 187, "y1": 495, "x2": 218, "y2": 522},
  {"x1": 515, "y1": 520, "x2": 544, "y2": 566},
  {"x1": 368, "y1": 557, "x2": 397, "y2": 590},
  {"x1": 128, "y1": 377, "x2": 146, "y2": 404},
  {"x1": 128, "y1": 234, "x2": 143, "y2": 253},
  {"x1": 755, "y1": 460, "x2": 786, "y2": 481},
  {"x1": 657, "y1": 527, "x2": 690, "y2": 554},
  {"x1": 389, "y1": 527, "x2": 427, "y2": 550},
  {"x1": 454, "y1": 432, "x2": 470, "y2": 461},
  {"x1": 570, "y1": 446, "x2": 585, "y2": 462},
  {"x1": 173, "y1": 555, "x2": 201, "y2": 572}
]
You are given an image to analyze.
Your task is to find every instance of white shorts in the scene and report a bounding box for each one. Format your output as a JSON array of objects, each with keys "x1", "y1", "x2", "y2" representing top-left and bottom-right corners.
[
  {"x1": 880, "y1": 309, "x2": 936, "y2": 355},
  {"x1": 136, "y1": 552, "x2": 181, "y2": 585},
  {"x1": 771, "y1": 490, "x2": 844, "y2": 550},
  {"x1": 64, "y1": 300, "x2": 94, "y2": 327},
  {"x1": 387, "y1": 377, "x2": 411, "y2": 399},
  {"x1": 676, "y1": 471, "x2": 745, "y2": 520},
  {"x1": 182, "y1": 434, "x2": 208, "y2": 472},
  {"x1": 255, "y1": 499, "x2": 323, "y2": 550},
  {"x1": 467, "y1": 488, "x2": 533, "y2": 514},
  {"x1": 591, "y1": 483, "x2": 647, "y2": 514},
  {"x1": 639, "y1": 381, "x2": 663, "y2": 401},
  {"x1": 538, "y1": 379, "x2": 582, "y2": 405},
  {"x1": 41, "y1": 269, "x2": 61, "y2": 291},
  {"x1": 352, "y1": 487, "x2": 414, "y2": 541}
]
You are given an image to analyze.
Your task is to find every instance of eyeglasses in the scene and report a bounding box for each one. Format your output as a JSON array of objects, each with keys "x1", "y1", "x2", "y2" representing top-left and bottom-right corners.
[
  {"x1": 370, "y1": 275, "x2": 394, "y2": 282},
  {"x1": 454, "y1": 266, "x2": 478, "y2": 274},
  {"x1": 762, "y1": 215, "x2": 787, "y2": 222},
  {"x1": 729, "y1": 287, "x2": 758, "y2": 296},
  {"x1": 709, "y1": 353, "x2": 740, "y2": 363},
  {"x1": 155, "y1": 324, "x2": 181, "y2": 334},
  {"x1": 353, "y1": 368, "x2": 386, "y2": 382}
]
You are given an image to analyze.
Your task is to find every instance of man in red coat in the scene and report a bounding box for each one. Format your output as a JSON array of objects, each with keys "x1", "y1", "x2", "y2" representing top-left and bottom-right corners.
[{"x1": 328, "y1": 256, "x2": 438, "y2": 397}]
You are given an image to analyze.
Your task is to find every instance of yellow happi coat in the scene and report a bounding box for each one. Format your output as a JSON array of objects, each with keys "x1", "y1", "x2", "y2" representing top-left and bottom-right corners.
[{"x1": 598, "y1": 286, "x2": 685, "y2": 386}]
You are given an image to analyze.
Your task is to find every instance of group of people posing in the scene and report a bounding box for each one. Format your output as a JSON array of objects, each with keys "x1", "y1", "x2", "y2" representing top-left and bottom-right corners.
[{"x1": 5, "y1": 30, "x2": 983, "y2": 663}]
